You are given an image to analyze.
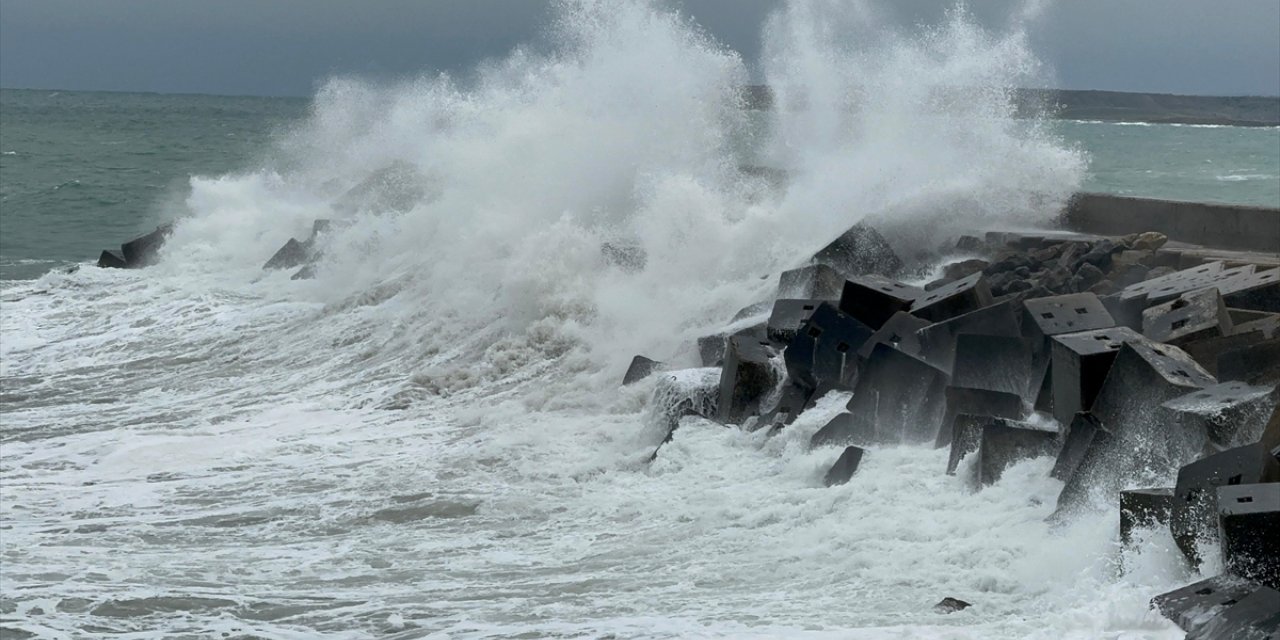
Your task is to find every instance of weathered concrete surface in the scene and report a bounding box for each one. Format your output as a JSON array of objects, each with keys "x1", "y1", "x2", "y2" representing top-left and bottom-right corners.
[{"x1": 1062, "y1": 193, "x2": 1280, "y2": 254}]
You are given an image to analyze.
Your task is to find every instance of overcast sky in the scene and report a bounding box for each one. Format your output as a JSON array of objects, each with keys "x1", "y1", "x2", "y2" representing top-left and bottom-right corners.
[{"x1": 1, "y1": 0, "x2": 1277, "y2": 97}]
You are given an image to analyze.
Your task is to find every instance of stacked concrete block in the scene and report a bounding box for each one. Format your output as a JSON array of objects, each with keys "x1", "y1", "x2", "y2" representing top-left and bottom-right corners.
[
  {"x1": 916, "y1": 300, "x2": 1022, "y2": 374},
  {"x1": 767, "y1": 299, "x2": 825, "y2": 344},
  {"x1": 845, "y1": 343, "x2": 949, "y2": 445},
  {"x1": 1119, "y1": 488, "x2": 1174, "y2": 544},
  {"x1": 975, "y1": 420, "x2": 1057, "y2": 486},
  {"x1": 1170, "y1": 443, "x2": 1280, "y2": 565},
  {"x1": 838, "y1": 275, "x2": 923, "y2": 330},
  {"x1": 910, "y1": 272, "x2": 994, "y2": 323},
  {"x1": 823, "y1": 446, "x2": 866, "y2": 486},
  {"x1": 783, "y1": 302, "x2": 874, "y2": 391},
  {"x1": 1217, "y1": 483, "x2": 1280, "y2": 589},
  {"x1": 778, "y1": 264, "x2": 845, "y2": 300},
  {"x1": 1162, "y1": 381, "x2": 1280, "y2": 448},
  {"x1": 856, "y1": 311, "x2": 929, "y2": 359},
  {"x1": 1048, "y1": 326, "x2": 1144, "y2": 426},
  {"x1": 1142, "y1": 288, "x2": 1234, "y2": 346},
  {"x1": 716, "y1": 334, "x2": 778, "y2": 424}
]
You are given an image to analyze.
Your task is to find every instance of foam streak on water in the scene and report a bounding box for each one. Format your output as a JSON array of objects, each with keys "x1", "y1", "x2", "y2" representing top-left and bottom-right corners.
[{"x1": 1, "y1": 1, "x2": 1191, "y2": 637}]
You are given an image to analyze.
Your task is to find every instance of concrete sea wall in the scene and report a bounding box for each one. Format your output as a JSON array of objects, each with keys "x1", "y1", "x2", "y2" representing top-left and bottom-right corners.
[{"x1": 1062, "y1": 193, "x2": 1280, "y2": 253}]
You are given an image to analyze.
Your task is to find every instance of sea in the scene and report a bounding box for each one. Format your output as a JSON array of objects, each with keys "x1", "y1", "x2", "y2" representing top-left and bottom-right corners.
[{"x1": 1, "y1": 3, "x2": 1278, "y2": 639}]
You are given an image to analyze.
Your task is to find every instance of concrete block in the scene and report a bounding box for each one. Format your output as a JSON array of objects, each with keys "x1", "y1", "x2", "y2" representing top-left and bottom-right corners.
[
  {"x1": 697, "y1": 323, "x2": 766, "y2": 368},
  {"x1": 1163, "y1": 381, "x2": 1279, "y2": 448},
  {"x1": 1184, "y1": 584, "x2": 1280, "y2": 640},
  {"x1": 97, "y1": 249, "x2": 127, "y2": 269},
  {"x1": 1171, "y1": 443, "x2": 1280, "y2": 566},
  {"x1": 838, "y1": 275, "x2": 923, "y2": 330},
  {"x1": 1217, "y1": 338, "x2": 1280, "y2": 386},
  {"x1": 1228, "y1": 308, "x2": 1276, "y2": 326},
  {"x1": 759, "y1": 381, "x2": 815, "y2": 433},
  {"x1": 946, "y1": 413, "x2": 988, "y2": 475},
  {"x1": 120, "y1": 223, "x2": 174, "y2": 268},
  {"x1": 1218, "y1": 483, "x2": 1280, "y2": 590},
  {"x1": 1100, "y1": 292, "x2": 1147, "y2": 331},
  {"x1": 1152, "y1": 575, "x2": 1276, "y2": 637},
  {"x1": 810, "y1": 412, "x2": 876, "y2": 449},
  {"x1": 975, "y1": 420, "x2": 1057, "y2": 486},
  {"x1": 933, "y1": 386, "x2": 1026, "y2": 449},
  {"x1": 1221, "y1": 267, "x2": 1280, "y2": 313},
  {"x1": 1142, "y1": 288, "x2": 1234, "y2": 346},
  {"x1": 1022, "y1": 293, "x2": 1116, "y2": 344},
  {"x1": 783, "y1": 302, "x2": 874, "y2": 390},
  {"x1": 856, "y1": 311, "x2": 929, "y2": 359},
  {"x1": 1049, "y1": 411, "x2": 1109, "y2": 482},
  {"x1": 910, "y1": 272, "x2": 993, "y2": 323},
  {"x1": 778, "y1": 264, "x2": 845, "y2": 299},
  {"x1": 823, "y1": 446, "x2": 865, "y2": 486},
  {"x1": 264, "y1": 237, "x2": 313, "y2": 270},
  {"x1": 1048, "y1": 326, "x2": 1144, "y2": 426},
  {"x1": 952, "y1": 334, "x2": 1037, "y2": 399},
  {"x1": 767, "y1": 299, "x2": 824, "y2": 344},
  {"x1": 1119, "y1": 488, "x2": 1174, "y2": 544},
  {"x1": 716, "y1": 334, "x2": 778, "y2": 424},
  {"x1": 916, "y1": 300, "x2": 1021, "y2": 374},
  {"x1": 1120, "y1": 261, "x2": 1223, "y2": 303},
  {"x1": 622, "y1": 356, "x2": 665, "y2": 386},
  {"x1": 846, "y1": 343, "x2": 949, "y2": 444},
  {"x1": 1183, "y1": 330, "x2": 1275, "y2": 378},
  {"x1": 812, "y1": 222, "x2": 903, "y2": 277}
]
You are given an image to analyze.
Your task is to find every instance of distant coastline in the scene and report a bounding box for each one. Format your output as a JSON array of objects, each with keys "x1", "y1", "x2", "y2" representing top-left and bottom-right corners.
[
  {"x1": 4, "y1": 86, "x2": 1279, "y2": 128},
  {"x1": 740, "y1": 85, "x2": 1280, "y2": 127}
]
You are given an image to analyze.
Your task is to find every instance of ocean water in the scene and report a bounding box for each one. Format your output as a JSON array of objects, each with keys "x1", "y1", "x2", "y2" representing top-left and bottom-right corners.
[{"x1": 0, "y1": 2, "x2": 1276, "y2": 638}]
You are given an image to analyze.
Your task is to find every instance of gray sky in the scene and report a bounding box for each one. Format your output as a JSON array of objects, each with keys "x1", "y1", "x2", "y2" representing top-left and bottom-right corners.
[{"x1": 1, "y1": 0, "x2": 1277, "y2": 97}]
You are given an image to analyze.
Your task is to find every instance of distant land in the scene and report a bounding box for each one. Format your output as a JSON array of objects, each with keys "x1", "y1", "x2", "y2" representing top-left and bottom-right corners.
[{"x1": 742, "y1": 86, "x2": 1280, "y2": 127}]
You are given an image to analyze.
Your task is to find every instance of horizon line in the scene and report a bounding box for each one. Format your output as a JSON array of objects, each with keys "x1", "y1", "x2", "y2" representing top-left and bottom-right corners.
[{"x1": 2, "y1": 85, "x2": 1279, "y2": 102}]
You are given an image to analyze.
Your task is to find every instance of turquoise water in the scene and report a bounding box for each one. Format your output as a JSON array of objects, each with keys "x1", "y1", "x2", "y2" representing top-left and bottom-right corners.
[{"x1": 2, "y1": 89, "x2": 1277, "y2": 280}]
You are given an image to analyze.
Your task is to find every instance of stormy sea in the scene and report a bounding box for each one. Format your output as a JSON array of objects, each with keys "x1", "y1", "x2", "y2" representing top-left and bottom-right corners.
[{"x1": 2, "y1": 2, "x2": 1278, "y2": 638}]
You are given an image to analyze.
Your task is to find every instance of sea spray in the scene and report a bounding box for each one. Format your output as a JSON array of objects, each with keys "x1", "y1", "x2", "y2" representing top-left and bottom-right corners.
[{"x1": 149, "y1": 0, "x2": 1085, "y2": 397}]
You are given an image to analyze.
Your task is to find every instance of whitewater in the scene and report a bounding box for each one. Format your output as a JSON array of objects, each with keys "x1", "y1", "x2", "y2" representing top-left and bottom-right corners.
[{"x1": 1, "y1": 1, "x2": 1196, "y2": 637}]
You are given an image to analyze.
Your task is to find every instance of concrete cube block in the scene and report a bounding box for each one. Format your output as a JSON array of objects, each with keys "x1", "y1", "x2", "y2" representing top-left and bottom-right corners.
[
  {"x1": 823, "y1": 446, "x2": 865, "y2": 487},
  {"x1": 778, "y1": 263, "x2": 845, "y2": 299},
  {"x1": 1217, "y1": 338, "x2": 1280, "y2": 386},
  {"x1": 1119, "y1": 487, "x2": 1174, "y2": 544},
  {"x1": 1048, "y1": 326, "x2": 1144, "y2": 426},
  {"x1": 758, "y1": 381, "x2": 815, "y2": 433},
  {"x1": 716, "y1": 334, "x2": 778, "y2": 424},
  {"x1": 952, "y1": 333, "x2": 1037, "y2": 399},
  {"x1": 120, "y1": 222, "x2": 174, "y2": 268},
  {"x1": 1050, "y1": 412, "x2": 1109, "y2": 482},
  {"x1": 856, "y1": 311, "x2": 929, "y2": 359},
  {"x1": 845, "y1": 343, "x2": 949, "y2": 445},
  {"x1": 1142, "y1": 288, "x2": 1234, "y2": 346},
  {"x1": 910, "y1": 272, "x2": 993, "y2": 323},
  {"x1": 1162, "y1": 381, "x2": 1279, "y2": 448},
  {"x1": 810, "y1": 412, "x2": 876, "y2": 449},
  {"x1": 1171, "y1": 443, "x2": 1280, "y2": 566},
  {"x1": 838, "y1": 275, "x2": 923, "y2": 330},
  {"x1": 1184, "y1": 584, "x2": 1280, "y2": 640},
  {"x1": 933, "y1": 386, "x2": 1026, "y2": 449},
  {"x1": 97, "y1": 249, "x2": 127, "y2": 269},
  {"x1": 1152, "y1": 575, "x2": 1275, "y2": 637},
  {"x1": 812, "y1": 222, "x2": 903, "y2": 277},
  {"x1": 1022, "y1": 292, "x2": 1116, "y2": 345},
  {"x1": 783, "y1": 302, "x2": 874, "y2": 390},
  {"x1": 767, "y1": 299, "x2": 824, "y2": 344},
  {"x1": 915, "y1": 299, "x2": 1021, "y2": 374},
  {"x1": 975, "y1": 420, "x2": 1057, "y2": 486},
  {"x1": 1221, "y1": 266, "x2": 1280, "y2": 313},
  {"x1": 1217, "y1": 483, "x2": 1280, "y2": 589},
  {"x1": 622, "y1": 355, "x2": 665, "y2": 385}
]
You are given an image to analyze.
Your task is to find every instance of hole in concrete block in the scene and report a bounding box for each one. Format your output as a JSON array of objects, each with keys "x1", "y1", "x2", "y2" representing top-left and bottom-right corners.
[
  {"x1": 1173, "y1": 370, "x2": 1189, "y2": 378},
  {"x1": 1171, "y1": 298, "x2": 1189, "y2": 310},
  {"x1": 1042, "y1": 312, "x2": 1055, "y2": 319},
  {"x1": 1075, "y1": 307, "x2": 1088, "y2": 314},
  {"x1": 1171, "y1": 319, "x2": 1190, "y2": 330},
  {"x1": 1228, "y1": 474, "x2": 1243, "y2": 485},
  {"x1": 1094, "y1": 335, "x2": 1111, "y2": 341},
  {"x1": 803, "y1": 304, "x2": 815, "y2": 311},
  {"x1": 836, "y1": 342, "x2": 850, "y2": 353},
  {"x1": 1237, "y1": 496, "x2": 1254, "y2": 503},
  {"x1": 1196, "y1": 587, "x2": 1214, "y2": 595},
  {"x1": 1222, "y1": 599, "x2": 1238, "y2": 606},
  {"x1": 808, "y1": 327, "x2": 823, "y2": 338},
  {"x1": 889, "y1": 334, "x2": 902, "y2": 344}
]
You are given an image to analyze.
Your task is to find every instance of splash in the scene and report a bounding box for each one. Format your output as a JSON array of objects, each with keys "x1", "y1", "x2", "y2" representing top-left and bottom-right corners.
[{"x1": 158, "y1": 0, "x2": 1084, "y2": 400}]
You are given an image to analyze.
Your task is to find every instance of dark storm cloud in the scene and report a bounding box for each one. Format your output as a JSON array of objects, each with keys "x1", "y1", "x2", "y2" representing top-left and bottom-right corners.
[{"x1": 1, "y1": 0, "x2": 1277, "y2": 97}]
